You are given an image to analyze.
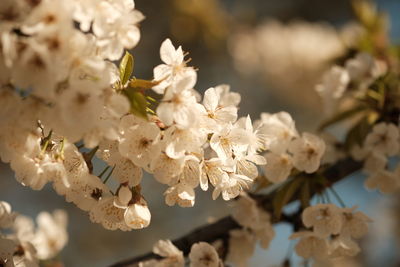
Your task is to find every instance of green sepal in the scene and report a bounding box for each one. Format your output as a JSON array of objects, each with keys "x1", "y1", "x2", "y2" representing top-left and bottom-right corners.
[
  {"x1": 119, "y1": 51, "x2": 134, "y2": 86},
  {"x1": 272, "y1": 177, "x2": 304, "y2": 220},
  {"x1": 318, "y1": 105, "x2": 368, "y2": 131}
]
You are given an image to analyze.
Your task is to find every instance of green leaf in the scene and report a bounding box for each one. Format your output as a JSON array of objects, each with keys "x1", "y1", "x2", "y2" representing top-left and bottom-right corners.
[
  {"x1": 123, "y1": 88, "x2": 148, "y2": 119},
  {"x1": 273, "y1": 177, "x2": 304, "y2": 220},
  {"x1": 318, "y1": 105, "x2": 368, "y2": 131},
  {"x1": 119, "y1": 51, "x2": 134, "y2": 85},
  {"x1": 129, "y1": 78, "x2": 160, "y2": 91},
  {"x1": 344, "y1": 112, "x2": 377, "y2": 149},
  {"x1": 300, "y1": 179, "x2": 310, "y2": 209}
]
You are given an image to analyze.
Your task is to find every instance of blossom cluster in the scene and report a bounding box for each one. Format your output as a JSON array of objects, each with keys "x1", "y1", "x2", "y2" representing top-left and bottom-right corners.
[
  {"x1": 290, "y1": 204, "x2": 371, "y2": 266},
  {"x1": 259, "y1": 112, "x2": 326, "y2": 183},
  {"x1": 0, "y1": 201, "x2": 68, "y2": 266},
  {"x1": 316, "y1": 52, "x2": 387, "y2": 114},
  {"x1": 140, "y1": 239, "x2": 222, "y2": 267},
  {"x1": 354, "y1": 122, "x2": 400, "y2": 194},
  {"x1": 0, "y1": 0, "x2": 276, "y2": 231},
  {"x1": 229, "y1": 193, "x2": 275, "y2": 266},
  {"x1": 315, "y1": 52, "x2": 400, "y2": 193}
]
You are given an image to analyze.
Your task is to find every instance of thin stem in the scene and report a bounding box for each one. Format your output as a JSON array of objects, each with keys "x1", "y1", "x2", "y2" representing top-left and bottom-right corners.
[
  {"x1": 329, "y1": 187, "x2": 346, "y2": 208},
  {"x1": 59, "y1": 138, "x2": 65, "y2": 160},
  {"x1": 98, "y1": 166, "x2": 111, "y2": 179},
  {"x1": 103, "y1": 165, "x2": 116, "y2": 184},
  {"x1": 85, "y1": 146, "x2": 99, "y2": 161},
  {"x1": 41, "y1": 130, "x2": 53, "y2": 153},
  {"x1": 324, "y1": 189, "x2": 332, "y2": 204}
]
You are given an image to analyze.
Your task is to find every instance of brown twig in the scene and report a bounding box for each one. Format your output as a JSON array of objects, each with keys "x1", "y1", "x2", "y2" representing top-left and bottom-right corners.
[{"x1": 109, "y1": 158, "x2": 362, "y2": 267}]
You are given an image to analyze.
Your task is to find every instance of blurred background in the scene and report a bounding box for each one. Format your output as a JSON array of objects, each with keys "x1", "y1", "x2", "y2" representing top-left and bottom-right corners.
[{"x1": 1, "y1": 0, "x2": 400, "y2": 266}]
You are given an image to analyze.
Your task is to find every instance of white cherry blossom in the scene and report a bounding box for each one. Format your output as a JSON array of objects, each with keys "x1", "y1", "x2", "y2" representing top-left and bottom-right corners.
[
  {"x1": 257, "y1": 111, "x2": 298, "y2": 154},
  {"x1": 189, "y1": 242, "x2": 221, "y2": 267},
  {"x1": 364, "y1": 169, "x2": 399, "y2": 194},
  {"x1": 290, "y1": 231, "x2": 329, "y2": 260},
  {"x1": 339, "y1": 206, "x2": 372, "y2": 239},
  {"x1": 152, "y1": 240, "x2": 184, "y2": 267},
  {"x1": 152, "y1": 38, "x2": 197, "y2": 94},
  {"x1": 289, "y1": 132, "x2": 326, "y2": 173},
  {"x1": 263, "y1": 152, "x2": 293, "y2": 183},
  {"x1": 0, "y1": 201, "x2": 16, "y2": 229},
  {"x1": 316, "y1": 66, "x2": 350, "y2": 114},
  {"x1": 364, "y1": 122, "x2": 400, "y2": 156},
  {"x1": 32, "y1": 210, "x2": 68, "y2": 260},
  {"x1": 302, "y1": 204, "x2": 343, "y2": 238}
]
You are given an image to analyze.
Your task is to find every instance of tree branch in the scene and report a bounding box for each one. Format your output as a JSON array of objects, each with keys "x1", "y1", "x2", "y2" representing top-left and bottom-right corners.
[{"x1": 109, "y1": 158, "x2": 362, "y2": 267}]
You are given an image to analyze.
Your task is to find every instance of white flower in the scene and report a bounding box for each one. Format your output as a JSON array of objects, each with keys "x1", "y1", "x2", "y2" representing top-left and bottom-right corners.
[
  {"x1": 114, "y1": 185, "x2": 132, "y2": 209},
  {"x1": 113, "y1": 158, "x2": 143, "y2": 187},
  {"x1": 66, "y1": 173, "x2": 111, "y2": 212},
  {"x1": 345, "y1": 53, "x2": 385, "y2": 88},
  {"x1": 189, "y1": 242, "x2": 220, "y2": 267},
  {"x1": 89, "y1": 196, "x2": 129, "y2": 231},
  {"x1": 289, "y1": 132, "x2": 325, "y2": 173},
  {"x1": 54, "y1": 88, "x2": 103, "y2": 143},
  {"x1": 239, "y1": 115, "x2": 269, "y2": 154},
  {"x1": 32, "y1": 210, "x2": 68, "y2": 260},
  {"x1": 214, "y1": 84, "x2": 241, "y2": 107},
  {"x1": 150, "y1": 153, "x2": 185, "y2": 185},
  {"x1": 226, "y1": 229, "x2": 256, "y2": 267},
  {"x1": 156, "y1": 76, "x2": 202, "y2": 129},
  {"x1": 210, "y1": 125, "x2": 249, "y2": 161},
  {"x1": 53, "y1": 142, "x2": 88, "y2": 196},
  {"x1": 328, "y1": 236, "x2": 361, "y2": 259},
  {"x1": 364, "y1": 169, "x2": 399, "y2": 194},
  {"x1": 362, "y1": 152, "x2": 387, "y2": 175},
  {"x1": 290, "y1": 231, "x2": 329, "y2": 260},
  {"x1": 10, "y1": 151, "x2": 52, "y2": 191},
  {"x1": 152, "y1": 240, "x2": 184, "y2": 267},
  {"x1": 0, "y1": 201, "x2": 16, "y2": 229},
  {"x1": 263, "y1": 152, "x2": 293, "y2": 183},
  {"x1": 212, "y1": 172, "x2": 253, "y2": 201},
  {"x1": 164, "y1": 183, "x2": 196, "y2": 208},
  {"x1": 200, "y1": 158, "x2": 229, "y2": 191},
  {"x1": 152, "y1": 38, "x2": 197, "y2": 94},
  {"x1": 339, "y1": 206, "x2": 372, "y2": 239},
  {"x1": 364, "y1": 122, "x2": 400, "y2": 156},
  {"x1": 124, "y1": 198, "x2": 151, "y2": 229},
  {"x1": 93, "y1": 0, "x2": 144, "y2": 60},
  {"x1": 163, "y1": 126, "x2": 207, "y2": 159},
  {"x1": 200, "y1": 87, "x2": 238, "y2": 132},
  {"x1": 258, "y1": 112, "x2": 298, "y2": 154},
  {"x1": 302, "y1": 204, "x2": 343, "y2": 238},
  {"x1": 231, "y1": 194, "x2": 260, "y2": 229},
  {"x1": 252, "y1": 210, "x2": 275, "y2": 249},
  {"x1": 119, "y1": 120, "x2": 161, "y2": 170},
  {"x1": 315, "y1": 66, "x2": 350, "y2": 114},
  {"x1": 234, "y1": 153, "x2": 265, "y2": 180}
]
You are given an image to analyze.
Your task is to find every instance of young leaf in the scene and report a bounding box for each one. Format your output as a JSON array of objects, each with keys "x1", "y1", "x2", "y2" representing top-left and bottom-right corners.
[
  {"x1": 318, "y1": 105, "x2": 368, "y2": 131},
  {"x1": 123, "y1": 88, "x2": 148, "y2": 119},
  {"x1": 273, "y1": 177, "x2": 303, "y2": 220},
  {"x1": 129, "y1": 78, "x2": 160, "y2": 91},
  {"x1": 119, "y1": 51, "x2": 134, "y2": 85},
  {"x1": 344, "y1": 113, "x2": 376, "y2": 149},
  {"x1": 300, "y1": 179, "x2": 310, "y2": 209}
]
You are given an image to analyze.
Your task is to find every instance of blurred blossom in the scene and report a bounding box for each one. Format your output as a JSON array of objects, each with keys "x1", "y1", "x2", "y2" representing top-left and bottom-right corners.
[
  {"x1": 170, "y1": 0, "x2": 229, "y2": 49},
  {"x1": 228, "y1": 20, "x2": 363, "y2": 110}
]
